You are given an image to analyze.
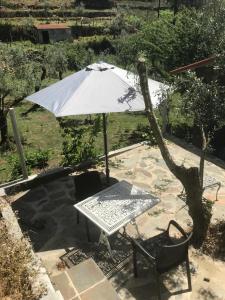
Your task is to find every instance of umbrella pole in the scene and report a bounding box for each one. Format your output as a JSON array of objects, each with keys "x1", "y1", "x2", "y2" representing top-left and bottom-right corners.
[{"x1": 102, "y1": 113, "x2": 110, "y2": 185}]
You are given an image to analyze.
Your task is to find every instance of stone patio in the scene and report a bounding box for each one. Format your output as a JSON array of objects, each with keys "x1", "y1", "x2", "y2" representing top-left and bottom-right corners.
[{"x1": 10, "y1": 140, "x2": 225, "y2": 300}]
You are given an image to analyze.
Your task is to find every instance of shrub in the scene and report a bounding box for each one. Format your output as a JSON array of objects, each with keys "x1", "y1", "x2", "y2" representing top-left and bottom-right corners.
[
  {"x1": 0, "y1": 22, "x2": 37, "y2": 43},
  {"x1": 7, "y1": 154, "x2": 28, "y2": 181},
  {"x1": 128, "y1": 123, "x2": 157, "y2": 145},
  {"x1": 58, "y1": 116, "x2": 101, "y2": 167},
  {"x1": 7, "y1": 149, "x2": 50, "y2": 180},
  {"x1": 26, "y1": 149, "x2": 49, "y2": 169},
  {"x1": 62, "y1": 43, "x2": 93, "y2": 70},
  {"x1": 71, "y1": 25, "x2": 105, "y2": 38}
]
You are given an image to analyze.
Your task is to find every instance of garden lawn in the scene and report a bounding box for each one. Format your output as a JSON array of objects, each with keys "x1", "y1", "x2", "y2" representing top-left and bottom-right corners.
[{"x1": 0, "y1": 101, "x2": 148, "y2": 184}]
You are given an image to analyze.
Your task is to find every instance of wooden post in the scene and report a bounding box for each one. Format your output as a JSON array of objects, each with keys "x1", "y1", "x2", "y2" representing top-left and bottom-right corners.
[{"x1": 9, "y1": 108, "x2": 28, "y2": 180}]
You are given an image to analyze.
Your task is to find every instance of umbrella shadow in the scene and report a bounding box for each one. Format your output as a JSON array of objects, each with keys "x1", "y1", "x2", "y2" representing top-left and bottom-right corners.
[{"x1": 11, "y1": 173, "x2": 120, "y2": 252}]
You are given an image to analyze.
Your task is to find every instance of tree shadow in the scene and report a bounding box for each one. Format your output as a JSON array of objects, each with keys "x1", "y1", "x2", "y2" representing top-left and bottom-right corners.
[
  {"x1": 166, "y1": 134, "x2": 225, "y2": 171},
  {"x1": 198, "y1": 287, "x2": 220, "y2": 299},
  {"x1": 113, "y1": 256, "x2": 193, "y2": 300}
]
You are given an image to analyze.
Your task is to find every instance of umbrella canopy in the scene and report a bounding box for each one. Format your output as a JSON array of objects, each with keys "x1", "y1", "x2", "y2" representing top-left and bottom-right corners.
[
  {"x1": 26, "y1": 61, "x2": 168, "y2": 116},
  {"x1": 26, "y1": 61, "x2": 168, "y2": 183}
]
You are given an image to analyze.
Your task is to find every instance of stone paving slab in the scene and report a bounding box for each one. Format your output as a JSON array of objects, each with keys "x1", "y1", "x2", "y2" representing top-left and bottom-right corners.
[
  {"x1": 80, "y1": 279, "x2": 120, "y2": 300},
  {"x1": 52, "y1": 272, "x2": 77, "y2": 300},
  {"x1": 67, "y1": 258, "x2": 105, "y2": 293},
  {"x1": 51, "y1": 258, "x2": 120, "y2": 300},
  {"x1": 106, "y1": 142, "x2": 225, "y2": 300},
  {"x1": 10, "y1": 141, "x2": 225, "y2": 300}
]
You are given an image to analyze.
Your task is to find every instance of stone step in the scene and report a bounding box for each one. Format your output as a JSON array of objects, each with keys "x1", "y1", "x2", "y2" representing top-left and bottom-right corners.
[
  {"x1": 51, "y1": 258, "x2": 120, "y2": 300},
  {"x1": 55, "y1": 290, "x2": 64, "y2": 300},
  {"x1": 41, "y1": 289, "x2": 64, "y2": 300}
]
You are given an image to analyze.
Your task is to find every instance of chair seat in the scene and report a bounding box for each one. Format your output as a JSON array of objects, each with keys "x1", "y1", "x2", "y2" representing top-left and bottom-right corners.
[
  {"x1": 74, "y1": 171, "x2": 103, "y2": 201},
  {"x1": 140, "y1": 231, "x2": 174, "y2": 259}
]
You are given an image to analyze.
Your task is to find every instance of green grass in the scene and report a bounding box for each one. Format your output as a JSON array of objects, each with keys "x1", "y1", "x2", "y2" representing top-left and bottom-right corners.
[{"x1": 0, "y1": 101, "x2": 148, "y2": 184}]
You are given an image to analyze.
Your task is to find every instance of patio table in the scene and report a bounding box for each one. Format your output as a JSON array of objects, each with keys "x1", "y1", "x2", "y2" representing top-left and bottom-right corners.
[{"x1": 74, "y1": 180, "x2": 160, "y2": 258}]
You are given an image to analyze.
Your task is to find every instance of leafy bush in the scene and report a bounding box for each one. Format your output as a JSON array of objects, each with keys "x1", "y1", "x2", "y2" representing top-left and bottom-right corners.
[
  {"x1": 0, "y1": 9, "x2": 115, "y2": 18},
  {"x1": 26, "y1": 149, "x2": 50, "y2": 169},
  {"x1": 0, "y1": 217, "x2": 45, "y2": 300},
  {"x1": 7, "y1": 154, "x2": 27, "y2": 181},
  {"x1": 0, "y1": 22, "x2": 37, "y2": 42},
  {"x1": 71, "y1": 25, "x2": 105, "y2": 38},
  {"x1": 62, "y1": 43, "x2": 93, "y2": 70},
  {"x1": 58, "y1": 116, "x2": 101, "y2": 166},
  {"x1": 128, "y1": 123, "x2": 157, "y2": 145},
  {"x1": 7, "y1": 149, "x2": 50, "y2": 180}
]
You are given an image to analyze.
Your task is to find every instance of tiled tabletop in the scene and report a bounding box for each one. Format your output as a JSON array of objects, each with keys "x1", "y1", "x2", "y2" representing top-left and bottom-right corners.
[{"x1": 75, "y1": 180, "x2": 160, "y2": 235}]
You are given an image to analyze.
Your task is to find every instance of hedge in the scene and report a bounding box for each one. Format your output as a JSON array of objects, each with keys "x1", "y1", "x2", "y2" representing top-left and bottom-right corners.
[
  {"x1": 71, "y1": 25, "x2": 105, "y2": 37},
  {"x1": 0, "y1": 9, "x2": 116, "y2": 18},
  {"x1": 0, "y1": 23, "x2": 37, "y2": 42}
]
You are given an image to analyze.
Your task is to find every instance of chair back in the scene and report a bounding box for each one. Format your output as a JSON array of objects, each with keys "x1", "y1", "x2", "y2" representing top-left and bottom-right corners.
[
  {"x1": 74, "y1": 171, "x2": 103, "y2": 201},
  {"x1": 156, "y1": 232, "x2": 192, "y2": 274}
]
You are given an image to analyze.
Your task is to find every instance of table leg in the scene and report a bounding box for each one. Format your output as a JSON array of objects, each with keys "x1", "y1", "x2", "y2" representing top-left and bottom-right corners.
[
  {"x1": 131, "y1": 219, "x2": 141, "y2": 238},
  {"x1": 122, "y1": 226, "x2": 127, "y2": 236},
  {"x1": 216, "y1": 182, "x2": 221, "y2": 201},
  {"x1": 85, "y1": 217, "x2": 91, "y2": 242},
  {"x1": 98, "y1": 230, "x2": 114, "y2": 260}
]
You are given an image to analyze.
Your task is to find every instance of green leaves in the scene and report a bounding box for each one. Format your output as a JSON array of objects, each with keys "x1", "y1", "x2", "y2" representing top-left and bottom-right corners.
[
  {"x1": 7, "y1": 149, "x2": 50, "y2": 180},
  {"x1": 0, "y1": 45, "x2": 35, "y2": 106},
  {"x1": 172, "y1": 71, "x2": 225, "y2": 136},
  {"x1": 115, "y1": 4, "x2": 225, "y2": 75},
  {"x1": 58, "y1": 116, "x2": 101, "y2": 167}
]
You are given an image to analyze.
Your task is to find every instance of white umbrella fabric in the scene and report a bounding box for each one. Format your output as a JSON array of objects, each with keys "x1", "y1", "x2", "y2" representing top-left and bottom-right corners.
[{"x1": 26, "y1": 61, "x2": 168, "y2": 182}]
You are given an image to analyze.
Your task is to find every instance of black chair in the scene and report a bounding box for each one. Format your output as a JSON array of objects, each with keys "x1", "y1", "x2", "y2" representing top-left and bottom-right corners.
[
  {"x1": 131, "y1": 220, "x2": 192, "y2": 300},
  {"x1": 74, "y1": 171, "x2": 103, "y2": 242}
]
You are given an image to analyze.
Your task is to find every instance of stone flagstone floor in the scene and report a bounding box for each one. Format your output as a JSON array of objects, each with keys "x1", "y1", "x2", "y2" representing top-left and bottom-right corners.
[
  {"x1": 11, "y1": 140, "x2": 225, "y2": 300},
  {"x1": 106, "y1": 141, "x2": 225, "y2": 300}
]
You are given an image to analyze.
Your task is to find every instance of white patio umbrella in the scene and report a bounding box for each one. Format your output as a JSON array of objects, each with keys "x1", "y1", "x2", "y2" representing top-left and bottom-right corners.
[{"x1": 26, "y1": 61, "x2": 168, "y2": 183}]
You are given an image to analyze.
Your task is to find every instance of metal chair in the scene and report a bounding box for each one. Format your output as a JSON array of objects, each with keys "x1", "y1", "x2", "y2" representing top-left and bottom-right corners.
[
  {"x1": 131, "y1": 220, "x2": 192, "y2": 300},
  {"x1": 74, "y1": 171, "x2": 103, "y2": 242},
  {"x1": 179, "y1": 175, "x2": 221, "y2": 202}
]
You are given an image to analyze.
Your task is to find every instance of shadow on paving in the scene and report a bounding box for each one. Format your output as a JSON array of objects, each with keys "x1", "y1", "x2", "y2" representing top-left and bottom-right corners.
[
  {"x1": 166, "y1": 134, "x2": 225, "y2": 172},
  {"x1": 11, "y1": 172, "x2": 196, "y2": 299},
  {"x1": 113, "y1": 257, "x2": 194, "y2": 300},
  {"x1": 12, "y1": 174, "x2": 118, "y2": 252}
]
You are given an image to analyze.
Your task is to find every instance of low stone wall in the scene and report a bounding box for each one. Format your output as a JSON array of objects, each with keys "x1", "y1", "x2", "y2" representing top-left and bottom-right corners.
[
  {"x1": 1, "y1": 142, "x2": 144, "y2": 196},
  {"x1": 0, "y1": 197, "x2": 63, "y2": 300}
]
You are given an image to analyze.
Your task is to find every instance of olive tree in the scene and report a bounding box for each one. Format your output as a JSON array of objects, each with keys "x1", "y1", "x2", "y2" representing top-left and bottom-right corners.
[
  {"x1": 137, "y1": 58, "x2": 225, "y2": 248},
  {"x1": 47, "y1": 45, "x2": 68, "y2": 80},
  {"x1": 22, "y1": 45, "x2": 68, "y2": 116},
  {"x1": 26, "y1": 45, "x2": 68, "y2": 92},
  {"x1": 173, "y1": 72, "x2": 225, "y2": 184},
  {"x1": 0, "y1": 45, "x2": 35, "y2": 148}
]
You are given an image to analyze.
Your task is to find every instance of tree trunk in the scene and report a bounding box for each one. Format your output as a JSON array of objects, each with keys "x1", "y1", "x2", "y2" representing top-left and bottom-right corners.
[
  {"x1": 137, "y1": 58, "x2": 211, "y2": 247},
  {"x1": 0, "y1": 110, "x2": 8, "y2": 147},
  {"x1": 158, "y1": 0, "x2": 161, "y2": 18},
  {"x1": 199, "y1": 124, "x2": 207, "y2": 188},
  {"x1": 174, "y1": 0, "x2": 179, "y2": 15},
  {"x1": 41, "y1": 66, "x2": 47, "y2": 82}
]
